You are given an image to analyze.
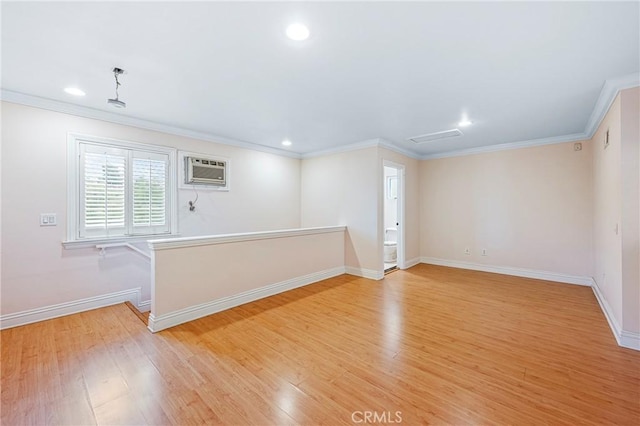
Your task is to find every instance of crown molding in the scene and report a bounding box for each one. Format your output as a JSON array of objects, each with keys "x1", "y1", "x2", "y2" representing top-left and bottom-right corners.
[
  {"x1": 301, "y1": 138, "x2": 422, "y2": 160},
  {"x1": 419, "y1": 73, "x2": 639, "y2": 160},
  {"x1": 300, "y1": 138, "x2": 381, "y2": 159},
  {"x1": 420, "y1": 132, "x2": 587, "y2": 160},
  {"x1": 376, "y1": 138, "x2": 423, "y2": 159},
  {"x1": 301, "y1": 74, "x2": 639, "y2": 161},
  {"x1": 584, "y1": 72, "x2": 640, "y2": 139},
  {"x1": 3, "y1": 72, "x2": 638, "y2": 162},
  {"x1": 0, "y1": 89, "x2": 301, "y2": 159}
]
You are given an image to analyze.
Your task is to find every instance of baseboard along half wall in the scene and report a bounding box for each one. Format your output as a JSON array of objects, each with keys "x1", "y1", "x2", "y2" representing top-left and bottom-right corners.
[
  {"x1": 148, "y1": 266, "x2": 346, "y2": 332},
  {"x1": 0, "y1": 287, "x2": 143, "y2": 330},
  {"x1": 345, "y1": 266, "x2": 384, "y2": 280},
  {"x1": 420, "y1": 257, "x2": 593, "y2": 286}
]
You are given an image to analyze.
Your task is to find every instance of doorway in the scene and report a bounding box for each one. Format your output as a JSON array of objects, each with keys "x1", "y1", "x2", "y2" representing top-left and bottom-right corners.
[{"x1": 383, "y1": 162, "x2": 404, "y2": 273}]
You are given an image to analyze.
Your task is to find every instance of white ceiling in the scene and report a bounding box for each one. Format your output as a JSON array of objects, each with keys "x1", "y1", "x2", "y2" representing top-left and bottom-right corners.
[{"x1": 2, "y1": 1, "x2": 639, "y2": 157}]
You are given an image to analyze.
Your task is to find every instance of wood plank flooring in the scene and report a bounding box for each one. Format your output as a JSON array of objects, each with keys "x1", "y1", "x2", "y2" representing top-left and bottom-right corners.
[{"x1": 2, "y1": 264, "x2": 639, "y2": 425}]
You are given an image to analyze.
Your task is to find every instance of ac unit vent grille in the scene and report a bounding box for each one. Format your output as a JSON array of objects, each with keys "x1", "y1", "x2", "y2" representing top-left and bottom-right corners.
[
  {"x1": 185, "y1": 156, "x2": 226, "y2": 186},
  {"x1": 192, "y1": 165, "x2": 224, "y2": 181},
  {"x1": 408, "y1": 129, "x2": 463, "y2": 144}
]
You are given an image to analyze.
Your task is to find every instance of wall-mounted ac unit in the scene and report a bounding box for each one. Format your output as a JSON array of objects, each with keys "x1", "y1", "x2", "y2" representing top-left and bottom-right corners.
[{"x1": 185, "y1": 156, "x2": 226, "y2": 186}]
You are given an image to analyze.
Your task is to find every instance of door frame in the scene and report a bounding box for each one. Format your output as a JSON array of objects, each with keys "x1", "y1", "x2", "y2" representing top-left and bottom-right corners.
[{"x1": 382, "y1": 160, "x2": 405, "y2": 270}]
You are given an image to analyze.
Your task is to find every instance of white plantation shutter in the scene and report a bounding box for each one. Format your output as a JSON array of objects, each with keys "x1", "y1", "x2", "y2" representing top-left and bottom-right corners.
[
  {"x1": 77, "y1": 142, "x2": 171, "y2": 239},
  {"x1": 80, "y1": 144, "x2": 127, "y2": 238},
  {"x1": 131, "y1": 151, "x2": 169, "y2": 235}
]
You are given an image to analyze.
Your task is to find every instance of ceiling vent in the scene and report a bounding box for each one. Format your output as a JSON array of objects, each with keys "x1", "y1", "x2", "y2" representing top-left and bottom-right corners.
[{"x1": 408, "y1": 129, "x2": 463, "y2": 144}]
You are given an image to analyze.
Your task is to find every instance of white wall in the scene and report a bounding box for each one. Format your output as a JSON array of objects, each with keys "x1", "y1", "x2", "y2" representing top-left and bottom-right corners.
[
  {"x1": 420, "y1": 140, "x2": 594, "y2": 278},
  {"x1": 178, "y1": 149, "x2": 300, "y2": 237},
  {"x1": 591, "y1": 86, "x2": 640, "y2": 343},
  {"x1": 301, "y1": 147, "x2": 379, "y2": 274},
  {"x1": 619, "y1": 87, "x2": 639, "y2": 334},
  {"x1": 301, "y1": 145, "x2": 421, "y2": 275},
  {"x1": 0, "y1": 102, "x2": 301, "y2": 316},
  {"x1": 592, "y1": 93, "x2": 624, "y2": 327},
  {"x1": 149, "y1": 227, "x2": 345, "y2": 331}
]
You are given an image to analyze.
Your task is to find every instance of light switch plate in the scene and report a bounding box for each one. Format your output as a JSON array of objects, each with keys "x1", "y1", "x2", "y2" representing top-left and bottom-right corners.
[{"x1": 40, "y1": 213, "x2": 57, "y2": 226}]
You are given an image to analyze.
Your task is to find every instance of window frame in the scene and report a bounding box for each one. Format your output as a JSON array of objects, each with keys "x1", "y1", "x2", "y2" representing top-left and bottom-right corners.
[{"x1": 65, "y1": 133, "x2": 178, "y2": 248}]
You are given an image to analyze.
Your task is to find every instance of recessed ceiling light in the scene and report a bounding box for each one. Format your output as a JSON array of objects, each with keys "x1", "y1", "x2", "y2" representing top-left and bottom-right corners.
[
  {"x1": 282, "y1": 140, "x2": 292, "y2": 146},
  {"x1": 286, "y1": 23, "x2": 309, "y2": 41},
  {"x1": 458, "y1": 120, "x2": 473, "y2": 127},
  {"x1": 64, "y1": 87, "x2": 85, "y2": 96}
]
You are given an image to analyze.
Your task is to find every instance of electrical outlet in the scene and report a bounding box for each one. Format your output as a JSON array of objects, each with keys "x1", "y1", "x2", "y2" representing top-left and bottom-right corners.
[
  {"x1": 40, "y1": 213, "x2": 57, "y2": 226},
  {"x1": 481, "y1": 248, "x2": 488, "y2": 256},
  {"x1": 464, "y1": 247, "x2": 471, "y2": 255}
]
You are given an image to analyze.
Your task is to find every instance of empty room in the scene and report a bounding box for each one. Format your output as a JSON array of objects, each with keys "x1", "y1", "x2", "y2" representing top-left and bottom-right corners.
[{"x1": 1, "y1": 1, "x2": 639, "y2": 425}]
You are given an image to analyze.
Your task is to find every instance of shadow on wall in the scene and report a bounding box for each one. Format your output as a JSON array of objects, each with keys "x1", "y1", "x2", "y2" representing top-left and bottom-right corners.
[{"x1": 345, "y1": 230, "x2": 359, "y2": 269}]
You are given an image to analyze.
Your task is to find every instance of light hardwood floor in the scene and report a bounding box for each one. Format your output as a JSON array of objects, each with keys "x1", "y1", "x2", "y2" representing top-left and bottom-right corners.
[{"x1": 2, "y1": 264, "x2": 639, "y2": 425}]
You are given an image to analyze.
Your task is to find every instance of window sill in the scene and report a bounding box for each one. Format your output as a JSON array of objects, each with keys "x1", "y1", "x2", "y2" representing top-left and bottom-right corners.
[{"x1": 62, "y1": 234, "x2": 181, "y2": 250}]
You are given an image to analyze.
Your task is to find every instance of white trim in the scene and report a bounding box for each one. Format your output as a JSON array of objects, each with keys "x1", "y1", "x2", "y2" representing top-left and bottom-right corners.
[
  {"x1": 4, "y1": 75, "x2": 637, "y2": 162},
  {"x1": 66, "y1": 132, "x2": 179, "y2": 243},
  {"x1": 420, "y1": 74, "x2": 640, "y2": 160},
  {"x1": 138, "y1": 300, "x2": 151, "y2": 313},
  {"x1": 0, "y1": 288, "x2": 141, "y2": 330},
  {"x1": 95, "y1": 242, "x2": 151, "y2": 259},
  {"x1": 301, "y1": 138, "x2": 382, "y2": 159},
  {"x1": 301, "y1": 75, "x2": 639, "y2": 161},
  {"x1": 584, "y1": 73, "x2": 640, "y2": 139},
  {"x1": 377, "y1": 139, "x2": 422, "y2": 159},
  {"x1": 148, "y1": 266, "x2": 346, "y2": 332},
  {"x1": 591, "y1": 280, "x2": 623, "y2": 343},
  {"x1": 62, "y1": 235, "x2": 178, "y2": 250},
  {"x1": 591, "y1": 280, "x2": 640, "y2": 351},
  {"x1": 403, "y1": 257, "x2": 421, "y2": 269},
  {"x1": 148, "y1": 226, "x2": 346, "y2": 250},
  {"x1": 420, "y1": 257, "x2": 593, "y2": 286},
  {"x1": 1, "y1": 90, "x2": 300, "y2": 159},
  {"x1": 345, "y1": 266, "x2": 384, "y2": 281},
  {"x1": 382, "y1": 160, "x2": 406, "y2": 270},
  {"x1": 420, "y1": 132, "x2": 587, "y2": 160},
  {"x1": 620, "y1": 331, "x2": 640, "y2": 351},
  {"x1": 302, "y1": 138, "x2": 422, "y2": 160},
  {"x1": 301, "y1": 131, "x2": 590, "y2": 162},
  {"x1": 4, "y1": 74, "x2": 639, "y2": 163}
]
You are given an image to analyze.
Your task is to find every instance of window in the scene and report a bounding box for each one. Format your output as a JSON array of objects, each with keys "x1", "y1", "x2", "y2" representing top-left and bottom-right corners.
[{"x1": 67, "y1": 134, "x2": 176, "y2": 244}]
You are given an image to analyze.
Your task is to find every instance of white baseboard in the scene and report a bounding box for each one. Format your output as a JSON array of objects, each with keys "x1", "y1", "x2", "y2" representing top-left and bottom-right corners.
[
  {"x1": 620, "y1": 330, "x2": 640, "y2": 351},
  {"x1": 148, "y1": 266, "x2": 346, "y2": 332},
  {"x1": 591, "y1": 280, "x2": 640, "y2": 351},
  {"x1": 420, "y1": 258, "x2": 639, "y2": 351},
  {"x1": 138, "y1": 300, "x2": 151, "y2": 312},
  {"x1": 420, "y1": 257, "x2": 592, "y2": 286},
  {"x1": 345, "y1": 266, "x2": 384, "y2": 281},
  {"x1": 0, "y1": 288, "x2": 142, "y2": 330},
  {"x1": 402, "y1": 257, "x2": 421, "y2": 269}
]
